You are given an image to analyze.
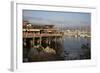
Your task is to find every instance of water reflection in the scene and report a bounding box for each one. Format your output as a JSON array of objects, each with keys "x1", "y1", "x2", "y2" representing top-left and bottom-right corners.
[{"x1": 61, "y1": 36, "x2": 91, "y2": 60}]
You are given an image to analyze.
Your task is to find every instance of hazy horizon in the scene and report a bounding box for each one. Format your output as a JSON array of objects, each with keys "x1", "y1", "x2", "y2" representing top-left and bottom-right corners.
[{"x1": 23, "y1": 10, "x2": 91, "y2": 28}]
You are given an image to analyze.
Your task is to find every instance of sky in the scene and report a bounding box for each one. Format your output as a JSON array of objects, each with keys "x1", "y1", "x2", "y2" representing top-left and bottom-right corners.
[{"x1": 23, "y1": 10, "x2": 91, "y2": 28}]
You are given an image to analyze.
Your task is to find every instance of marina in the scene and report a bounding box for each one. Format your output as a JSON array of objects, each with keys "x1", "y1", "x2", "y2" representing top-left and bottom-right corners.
[{"x1": 22, "y1": 10, "x2": 91, "y2": 62}]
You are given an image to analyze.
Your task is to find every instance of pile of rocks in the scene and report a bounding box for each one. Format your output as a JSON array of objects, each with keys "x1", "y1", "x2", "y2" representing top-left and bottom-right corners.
[{"x1": 43, "y1": 46, "x2": 56, "y2": 54}]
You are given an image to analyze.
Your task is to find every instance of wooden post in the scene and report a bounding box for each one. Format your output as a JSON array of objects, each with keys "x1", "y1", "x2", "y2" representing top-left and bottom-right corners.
[
  {"x1": 33, "y1": 37, "x2": 34, "y2": 46},
  {"x1": 40, "y1": 36, "x2": 42, "y2": 45},
  {"x1": 49, "y1": 36, "x2": 50, "y2": 45},
  {"x1": 39, "y1": 30, "x2": 41, "y2": 45}
]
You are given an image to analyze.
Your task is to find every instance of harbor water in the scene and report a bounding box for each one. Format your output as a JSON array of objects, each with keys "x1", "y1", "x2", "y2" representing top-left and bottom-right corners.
[{"x1": 60, "y1": 36, "x2": 91, "y2": 60}]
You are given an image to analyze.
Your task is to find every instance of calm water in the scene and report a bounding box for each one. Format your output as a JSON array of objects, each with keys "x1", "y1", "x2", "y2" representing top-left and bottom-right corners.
[{"x1": 61, "y1": 36, "x2": 91, "y2": 60}]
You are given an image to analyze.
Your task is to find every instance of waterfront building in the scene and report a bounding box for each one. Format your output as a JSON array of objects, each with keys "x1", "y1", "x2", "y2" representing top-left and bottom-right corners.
[{"x1": 23, "y1": 21, "x2": 63, "y2": 47}]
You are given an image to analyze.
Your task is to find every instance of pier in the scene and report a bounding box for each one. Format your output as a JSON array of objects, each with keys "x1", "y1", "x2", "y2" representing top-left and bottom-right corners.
[{"x1": 23, "y1": 21, "x2": 63, "y2": 62}]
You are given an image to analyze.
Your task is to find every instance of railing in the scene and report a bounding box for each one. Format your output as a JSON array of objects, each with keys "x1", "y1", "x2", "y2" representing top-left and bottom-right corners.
[{"x1": 23, "y1": 33, "x2": 62, "y2": 38}]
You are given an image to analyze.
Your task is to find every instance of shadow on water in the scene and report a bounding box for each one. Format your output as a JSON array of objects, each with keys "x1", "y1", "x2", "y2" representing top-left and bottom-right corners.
[{"x1": 23, "y1": 38, "x2": 65, "y2": 62}]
